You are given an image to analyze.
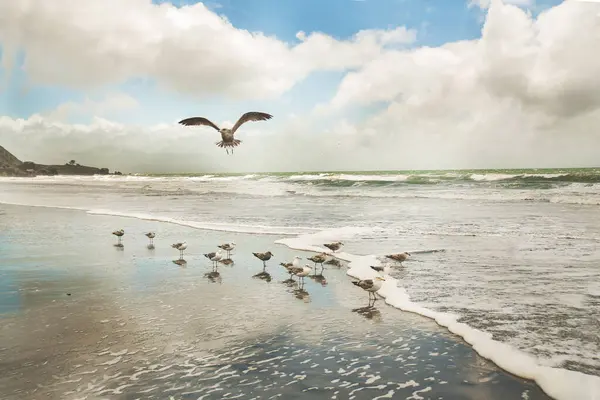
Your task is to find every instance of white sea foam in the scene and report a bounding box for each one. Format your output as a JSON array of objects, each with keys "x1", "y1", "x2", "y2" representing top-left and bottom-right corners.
[
  {"x1": 2, "y1": 174, "x2": 599, "y2": 205},
  {"x1": 276, "y1": 229, "x2": 600, "y2": 400}
]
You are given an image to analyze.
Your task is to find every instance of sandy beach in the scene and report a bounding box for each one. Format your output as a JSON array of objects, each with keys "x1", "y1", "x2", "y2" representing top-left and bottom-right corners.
[{"x1": 0, "y1": 204, "x2": 551, "y2": 399}]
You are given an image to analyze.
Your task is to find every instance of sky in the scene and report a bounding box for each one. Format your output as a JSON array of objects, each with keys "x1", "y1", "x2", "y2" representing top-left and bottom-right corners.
[{"x1": 1, "y1": 0, "x2": 599, "y2": 173}]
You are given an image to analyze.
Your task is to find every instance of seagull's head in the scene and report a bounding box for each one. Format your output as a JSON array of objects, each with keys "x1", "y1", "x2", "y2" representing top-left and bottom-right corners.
[{"x1": 266, "y1": 251, "x2": 274, "y2": 256}]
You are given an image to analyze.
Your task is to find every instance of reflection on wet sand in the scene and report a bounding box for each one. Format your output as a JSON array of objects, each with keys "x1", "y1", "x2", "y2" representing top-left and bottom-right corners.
[
  {"x1": 204, "y1": 270, "x2": 222, "y2": 283},
  {"x1": 219, "y1": 258, "x2": 234, "y2": 266},
  {"x1": 309, "y1": 272, "x2": 328, "y2": 287},
  {"x1": 0, "y1": 205, "x2": 552, "y2": 400},
  {"x1": 253, "y1": 270, "x2": 272, "y2": 282},
  {"x1": 173, "y1": 258, "x2": 187, "y2": 267},
  {"x1": 352, "y1": 305, "x2": 383, "y2": 321},
  {"x1": 293, "y1": 287, "x2": 310, "y2": 302}
]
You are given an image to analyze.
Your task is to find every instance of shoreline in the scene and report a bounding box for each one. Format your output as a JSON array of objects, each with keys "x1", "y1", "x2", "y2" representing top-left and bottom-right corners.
[
  {"x1": 1, "y1": 202, "x2": 597, "y2": 399},
  {"x1": 276, "y1": 236, "x2": 600, "y2": 400},
  {"x1": 0, "y1": 206, "x2": 543, "y2": 399}
]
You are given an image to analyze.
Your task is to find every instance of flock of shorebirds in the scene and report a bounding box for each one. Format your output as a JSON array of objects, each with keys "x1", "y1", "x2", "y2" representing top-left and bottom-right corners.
[{"x1": 112, "y1": 229, "x2": 412, "y2": 307}]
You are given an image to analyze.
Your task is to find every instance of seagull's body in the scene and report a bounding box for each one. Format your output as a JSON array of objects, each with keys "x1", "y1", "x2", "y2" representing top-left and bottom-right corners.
[
  {"x1": 112, "y1": 229, "x2": 124, "y2": 245},
  {"x1": 218, "y1": 242, "x2": 236, "y2": 258},
  {"x1": 178, "y1": 111, "x2": 273, "y2": 154},
  {"x1": 145, "y1": 232, "x2": 156, "y2": 245},
  {"x1": 324, "y1": 242, "x2": 343, "y2": 253},
  {"x1": 172, "y1": 241, "x2": 187, "y2": 259},
  {"x1": 308, "y1": 253, "x2": 327, "y2": 267},
  {"x1": 352, "y1": 277, "x2": 385, "y2": 304},
  {"x1": 385, "y1": 252, "x2": 411, "y2": 265},
  {"x1": 253, "y1": 251, "x2": 274, "y2": 270},
  {"x1": 204, "y1": 250, "x2": 223, "y2": 268},
  {"x1": 290, "y1": 264, "x2": 312, "y2": 288},
  {"x1": 281, "y1": 256, "x2": 302, "y2": 280}
]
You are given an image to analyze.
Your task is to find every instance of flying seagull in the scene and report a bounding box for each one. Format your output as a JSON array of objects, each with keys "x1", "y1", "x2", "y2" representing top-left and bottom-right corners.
[{"x1": 178, "y1": 111, "x2": 273, "y2": 154}]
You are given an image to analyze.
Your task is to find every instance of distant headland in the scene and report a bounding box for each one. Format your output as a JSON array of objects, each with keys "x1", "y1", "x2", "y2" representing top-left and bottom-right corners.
[{"x1": 0, "y1": 145, "x2": 122, "y2": 177}]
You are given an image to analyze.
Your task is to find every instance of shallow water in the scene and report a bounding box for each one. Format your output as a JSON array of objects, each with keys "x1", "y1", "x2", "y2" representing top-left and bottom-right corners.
[{"x1": 0, "y1": 205, "x2": 550, "y2": 399}]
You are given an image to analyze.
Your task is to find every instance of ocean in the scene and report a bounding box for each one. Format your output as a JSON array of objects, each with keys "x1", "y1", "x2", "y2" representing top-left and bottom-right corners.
[{"x1": 0, "y1": 168, "x2": 599, "y2": 399}]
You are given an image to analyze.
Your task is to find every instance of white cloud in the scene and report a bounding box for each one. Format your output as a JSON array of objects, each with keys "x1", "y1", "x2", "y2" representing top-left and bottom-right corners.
[
  {"x1": 1, "y1": 0, "x2": 600, "y2": 172},
  {"x1": 307, "y1": 0, "x2": 600, "y2": 168},
  {"x1": 469, "y1": 0, "x2": 534, "y2": 9},
  {"x1": 41, "y1": 93, "x2": 139, "y2": 122},
  {"x1": 0, "y1": 0, "x2": 416, "y2": 100}
]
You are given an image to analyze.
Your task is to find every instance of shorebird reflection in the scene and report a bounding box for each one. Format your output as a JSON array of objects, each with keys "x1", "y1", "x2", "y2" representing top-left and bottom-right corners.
[
  {"x1": 293, "y1": 288, "x2": 310, "y2": 302},
  {"x1": 173, "y1": 259, "x2": 187, "y2": 267},
  {"x1": 204, "y1": 271, "x2": 222, "y2": 284},
  {"x1": 253, "y1": 271, "x2": 272, "y2": 282},
  {"x1": 309, "y1": 272, "x2": 328, "y2": 287},
  {"x1": 220, "y1": 258, "x2": 234, "y2": 266},
  {"x1": 351, "y1": 306, "x2": 382, "y2": 321}
]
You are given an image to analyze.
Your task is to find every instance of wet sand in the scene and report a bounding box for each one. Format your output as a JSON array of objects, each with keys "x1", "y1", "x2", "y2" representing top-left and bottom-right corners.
[{"x1": 0, "y1": 204, "x2": 551, "y2": 399}]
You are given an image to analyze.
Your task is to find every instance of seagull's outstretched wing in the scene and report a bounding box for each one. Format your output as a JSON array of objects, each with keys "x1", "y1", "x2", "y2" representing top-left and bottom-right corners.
[
  {"x1": 178, "y1": 117, "x2": 221, "y2": 131},
  {"x1": 231, "y1": 112, "x2": 273, "y2": 135}
]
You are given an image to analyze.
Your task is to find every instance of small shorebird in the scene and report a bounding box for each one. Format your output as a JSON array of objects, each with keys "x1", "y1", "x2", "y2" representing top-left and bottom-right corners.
[
  {"x1": 178, "y1": 111, "x2": 273, "y2": 155},
  {"x1": 253, "y1": 251, "x2": 274, "y2": 270},
  {"x1": 112, "y1": 229, "x2": 124, "y2": 245},
  {"x1": 308, "y1": 253, "x2": 327, "y2": 266},
  {"x1": 385, "y1": 252, "x2": 411, "y2": 265},
  {"x1": 172, "y1": 241, "x2": 188, "y2": 259},
  {"x1": 308, "y1": 253, "x2": 328, "y2": 274},
  {"x1": 218, "y1": 242, "x2": 236, "y2": 258},
  {"x1": 352, "y1": 277, "x2": 386, "y2": 305},
  {"x1": 290, "y1": 264, "x2": 312, "y2": 288},
  {"x1": 324, "y1": 242, "x2": 343, "y2": 253},
  {"x1": 281, "y1": 256, "x2": 302, "y2": 281},
  {"x1": 145, "y1": 232, "x2": 156, "y2": 246},
  {"x1": 370, "y1": 264, "x2": 392, "y2": 276},
  {"x1": 204, "y1": 250, "x2": 223, "y2": 269}
]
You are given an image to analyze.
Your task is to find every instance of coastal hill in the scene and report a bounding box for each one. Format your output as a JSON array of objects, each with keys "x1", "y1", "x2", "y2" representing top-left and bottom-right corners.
[{"x1": 0, "y1": 145, "x2": 121, "y2": 177}]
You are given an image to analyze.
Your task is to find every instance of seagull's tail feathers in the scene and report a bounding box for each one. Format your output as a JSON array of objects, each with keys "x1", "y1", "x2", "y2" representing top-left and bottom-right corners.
[
  {"x1": 370, "y1": 266, "x2": 384, "y2": 272},
  {"x1": 216, "y1": 139, "x2": 242, "y2": 148},
  {"x1": 352, "y1": 281, "x2": 362, "y2": 287}
]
